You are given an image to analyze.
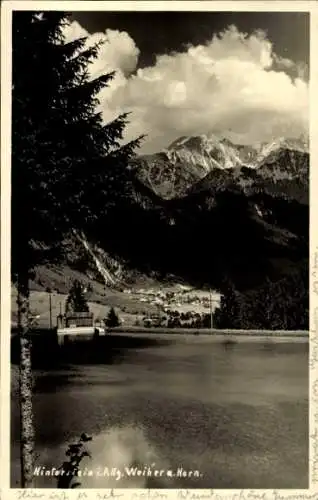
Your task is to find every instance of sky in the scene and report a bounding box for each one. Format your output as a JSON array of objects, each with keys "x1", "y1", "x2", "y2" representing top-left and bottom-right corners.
[{"x1": 64, "y1": 11, "x2": 309, "y2": 154}]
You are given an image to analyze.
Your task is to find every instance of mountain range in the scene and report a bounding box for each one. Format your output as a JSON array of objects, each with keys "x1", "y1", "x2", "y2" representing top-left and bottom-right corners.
[
  {"x1": 84, "y1": 133, "x2": 308, "y2": 293},
  {"x1": 29, "y1": 132, "x2": 309, "y2": 297},
  {"x1": 130, "y1": 134, "x2": 309, "y2": 202}
]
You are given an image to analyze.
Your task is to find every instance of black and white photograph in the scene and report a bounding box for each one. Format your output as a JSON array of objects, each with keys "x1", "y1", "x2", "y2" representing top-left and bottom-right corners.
[{"x1": 1, "y1": 1, "x2": 313, "y2": 493}]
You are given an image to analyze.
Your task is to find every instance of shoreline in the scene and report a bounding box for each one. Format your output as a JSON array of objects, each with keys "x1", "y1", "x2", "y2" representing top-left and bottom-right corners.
[
  {"x1": 106, "y1": 326, "x2": 309, "y2": 337},
  {"x1": 11, "y1": 325, "x2": 309, "y2": 338}
]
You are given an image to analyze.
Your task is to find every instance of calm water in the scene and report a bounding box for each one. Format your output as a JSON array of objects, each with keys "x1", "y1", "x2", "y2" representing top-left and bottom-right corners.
[{"x1": 11, "y1": 334, "x2": 309, "y2": 489}]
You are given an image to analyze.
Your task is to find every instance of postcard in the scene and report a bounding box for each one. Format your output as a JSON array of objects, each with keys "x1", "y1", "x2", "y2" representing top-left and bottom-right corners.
[{"x1": 1, "y1": 1, "x2": 317, "y2": 499}]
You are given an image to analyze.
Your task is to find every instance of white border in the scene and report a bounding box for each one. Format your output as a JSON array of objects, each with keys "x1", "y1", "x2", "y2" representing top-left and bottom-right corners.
[
  {"x1": 2, "y1": 1, "x2": 316, "y2": 12},
  {"x1": 1, "y1": 2, "x2": 317, "y2": 499}
]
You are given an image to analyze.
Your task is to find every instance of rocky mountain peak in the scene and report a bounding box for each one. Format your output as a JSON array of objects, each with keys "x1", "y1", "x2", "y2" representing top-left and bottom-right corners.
[{"x1": 131, "y1": 133, "x2": 309, "y2": 200}]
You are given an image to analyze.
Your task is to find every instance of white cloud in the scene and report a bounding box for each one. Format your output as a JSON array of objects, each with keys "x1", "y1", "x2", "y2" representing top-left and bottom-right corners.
[
  {"x1": 63, "y1": 22, "x2": 308, "y2": 153},
  {"x1": 63, "y1": 21, "x2": 140, "y2": 120},
  {"x1": 62, "y1": 19, "x2": 88, "y2": 42},
  {"x1": 63, "y1": 21, "x2": 139, "y2": 77}
]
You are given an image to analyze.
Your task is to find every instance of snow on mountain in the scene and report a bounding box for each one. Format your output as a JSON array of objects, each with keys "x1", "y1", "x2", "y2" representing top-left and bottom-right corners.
[
  {"x1": 165, "y1": 134, "x2": 246, "y2": 171},
  {"x1": 132, "y1": 134, "x2": 309, "y2": 200},
  {"x1": 256, "y1": 136, "x2": 309, "y2": 163}
]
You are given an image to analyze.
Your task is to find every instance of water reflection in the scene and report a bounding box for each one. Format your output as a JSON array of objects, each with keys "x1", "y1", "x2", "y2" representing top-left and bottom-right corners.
[
  {"x1": 33, "y1": 425, "x2": 164, "y2": 488},
  {"x1": 11, "y1": 335, "x2": 309, "y2": 488}
]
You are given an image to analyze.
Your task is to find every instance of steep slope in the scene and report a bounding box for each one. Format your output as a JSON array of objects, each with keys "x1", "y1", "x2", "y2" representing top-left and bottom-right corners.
[
  {"x1": 130, "y1": 135, "x2": 245, "y2": 199},
  {"x1": 25, "y1": 133, "x2": 309, "y2": 295},
  {"x1": 187, "y1": 147, "x2": 309, "y2": 205},
  {"x1": 92, "y1": 135, "x2": 309, "y2": 291},
  {"x1": 131, "y1": 134, "x2": 308, "y2": 200}
]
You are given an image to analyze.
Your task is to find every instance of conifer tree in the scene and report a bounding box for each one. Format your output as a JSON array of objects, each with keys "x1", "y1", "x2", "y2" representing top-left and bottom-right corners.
[
  {"x1": 215, "y1": 279, "x2": 241, "y2": 329},
  {"x1": 105, "y1": 307, "x2": 120, "y2": 328},
  {"x1": 12, "y1": 11, "x2": 142, "y2": 487},
  {"x1": 65, "y1": 280, "x2": 89, "y2": 314}
]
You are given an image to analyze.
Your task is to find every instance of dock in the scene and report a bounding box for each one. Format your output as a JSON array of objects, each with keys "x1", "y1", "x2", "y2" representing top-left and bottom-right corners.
[{"x1": 56, "y1": 311, "x2": 106, "y2": 345}]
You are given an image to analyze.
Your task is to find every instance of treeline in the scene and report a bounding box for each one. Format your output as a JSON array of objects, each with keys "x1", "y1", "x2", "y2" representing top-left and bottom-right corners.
[
  {"x1": 215, "y1": 264, "x2": 308, "y2": 330},
  {"x1": 96, "y1": 185, "x2": 308, "y2": 295}
]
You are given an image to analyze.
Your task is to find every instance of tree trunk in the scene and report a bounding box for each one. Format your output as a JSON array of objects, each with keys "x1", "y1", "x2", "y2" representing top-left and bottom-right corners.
[{"x1": 17, "y1": 270, "x2": 34, "y2": 488}]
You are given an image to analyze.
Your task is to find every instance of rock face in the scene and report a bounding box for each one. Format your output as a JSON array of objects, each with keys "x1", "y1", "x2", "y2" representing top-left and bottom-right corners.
[
  {"x1": 112, "y1": 133, "x2": 309, "y2": 292},
  {"x1": 131, "y1": 134, "x2": 309, "y2": 201},
  {"x1": 28, "y1": 133, "x2": 309, "y2": 294}
]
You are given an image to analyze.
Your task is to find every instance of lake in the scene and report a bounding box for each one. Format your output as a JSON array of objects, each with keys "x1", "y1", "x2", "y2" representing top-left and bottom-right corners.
[{"x1": 11, "y1": 333, "x2": 309, "y2": 489}]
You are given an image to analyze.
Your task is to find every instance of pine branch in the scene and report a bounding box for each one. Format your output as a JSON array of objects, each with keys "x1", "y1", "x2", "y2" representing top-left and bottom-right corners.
[
  {"x1": 108, "y1": 135, "x2": 146, "y2": 160},
  {"x1": 59, "y1": 37, "x2": 87, "y2": 59}
]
